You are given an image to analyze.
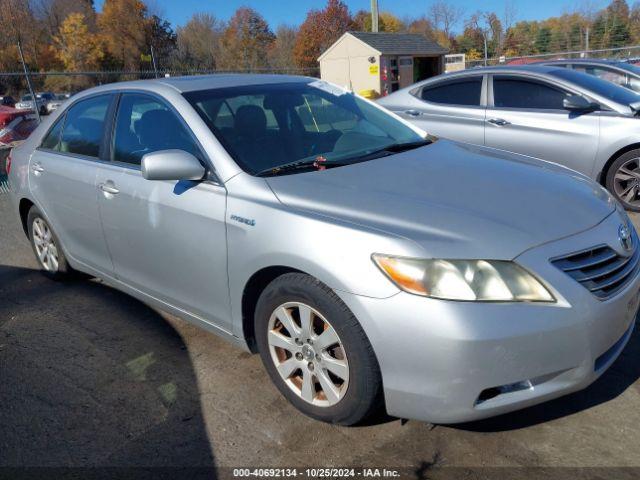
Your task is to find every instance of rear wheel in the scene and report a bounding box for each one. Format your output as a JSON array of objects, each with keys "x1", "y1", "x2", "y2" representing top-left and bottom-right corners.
[
  {"x1": 606, "y1": 149, "x2": 640, "y2": 211},
  {"x1": 27, "y1": 206, "x2": 72, "y2": 279},
  {"x1": 255, "y1": 273, "x2": 382, "y2": 425}
]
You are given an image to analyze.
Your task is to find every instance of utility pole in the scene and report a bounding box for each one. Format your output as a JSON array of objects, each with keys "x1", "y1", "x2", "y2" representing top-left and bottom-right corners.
[
  {"x1": 371, "y1": 0, "x2": 379, "y2": 33},
  {"x1": 483, "y1": 32, "x2": 488, "y2": 66},
  {"x1": 585, "y1": 27, "x2": 590, "y2": 57},
  {"x1": 17, "y1": 40, "x2": 41, "y2": 124}
]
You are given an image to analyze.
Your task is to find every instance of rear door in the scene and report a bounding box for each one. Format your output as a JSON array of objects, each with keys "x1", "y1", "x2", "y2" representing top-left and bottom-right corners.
[
  {"x1": 397, "y1": 75, "x2": 486, "y2": 145},
  {"x1": 485, "y1": 74, "x2": 600, "y2": 176},
  {"x1": 29, "y1": 94, "x2": 115, "y2": 274},
  {"x1": 95, "y1": 92, "x2": 232, "y2": 331}
]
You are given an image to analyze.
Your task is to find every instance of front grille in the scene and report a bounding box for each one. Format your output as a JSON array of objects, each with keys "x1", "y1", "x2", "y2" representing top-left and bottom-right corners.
[{"x1": 551, "y1": 236, "x2": 640, "y2": 300}]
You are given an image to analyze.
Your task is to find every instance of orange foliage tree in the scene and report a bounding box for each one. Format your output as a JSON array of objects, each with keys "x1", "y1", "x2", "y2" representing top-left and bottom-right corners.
[{"x1": 293, "y1": 0, "x2": 353, "y2": 69}]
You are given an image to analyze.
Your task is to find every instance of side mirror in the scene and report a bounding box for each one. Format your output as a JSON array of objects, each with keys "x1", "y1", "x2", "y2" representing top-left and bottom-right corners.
[
  {"x1": 563, "y1": 95, "x2": 599, "y2": 112},
  {"x1": 141, "y1": 150, "x2": 206, "y2": 181}
]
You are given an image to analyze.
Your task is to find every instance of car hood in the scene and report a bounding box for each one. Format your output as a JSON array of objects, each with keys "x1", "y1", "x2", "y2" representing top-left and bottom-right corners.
[{"x1": 265, "y1": 140, "x2": 615, "y2": 259}]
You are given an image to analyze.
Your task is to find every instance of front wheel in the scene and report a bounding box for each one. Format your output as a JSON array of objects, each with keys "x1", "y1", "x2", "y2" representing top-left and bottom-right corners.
[
  {"x1": 606, "y1": 149, "x2": 640, "y2": 211},
  {"x1": 255, "y1": 273, "x2": 383, "y2": 425}
]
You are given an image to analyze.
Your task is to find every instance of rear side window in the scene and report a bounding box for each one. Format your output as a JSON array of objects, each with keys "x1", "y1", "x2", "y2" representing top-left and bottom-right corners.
[
  {"x1": 40, "y1": 116, "x2": 65, "y2": 150},
  {"x1": 112, "y1": 93, "x2": 201, "y2": 166},
  {"x1": 419, "y1": 77, "x2": 483, "y2": 106},
  {"x1": 59, "y1": 95, "x2": 111, "y2": 158},
  {"x1": 493, "y1": 77, "x2": 569, "y2": 110}
]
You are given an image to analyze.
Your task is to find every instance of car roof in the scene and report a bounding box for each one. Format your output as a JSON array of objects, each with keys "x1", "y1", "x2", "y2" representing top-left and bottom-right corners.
[
  {"x1": 443, "y1": 64, "x2": 566, "y2": 76},
  {"x1": 536, "y1": 58, "x2": 623, "y2": 65},
  {"x1": 85, "y1": 74, "x2": 315, "y2": 95}
]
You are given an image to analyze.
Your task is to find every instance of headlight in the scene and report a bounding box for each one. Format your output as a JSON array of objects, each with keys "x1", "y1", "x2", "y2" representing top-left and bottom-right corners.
[{"x1": 372, "y1": 255, "x2": 555, "y2": 302}]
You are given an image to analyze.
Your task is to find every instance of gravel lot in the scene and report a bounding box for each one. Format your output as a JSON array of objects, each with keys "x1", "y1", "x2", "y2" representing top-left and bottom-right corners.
[{"x1": 1, "y1": 193, "x2": 640, "y2": 479}]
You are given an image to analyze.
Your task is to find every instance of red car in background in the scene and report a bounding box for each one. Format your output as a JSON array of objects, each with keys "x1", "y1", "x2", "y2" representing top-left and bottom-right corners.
[
  {"x1": 0, "y1": 106, "x2": 38, "y2": 146},
  {"x1": 1, "y1": 106, "x2": 38, "y2": 167}
]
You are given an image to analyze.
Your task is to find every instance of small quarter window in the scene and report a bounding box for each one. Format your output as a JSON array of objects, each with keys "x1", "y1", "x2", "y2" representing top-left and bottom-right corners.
[{"x1": 40, "y1": 115, "x2": 65, "y2": 151}]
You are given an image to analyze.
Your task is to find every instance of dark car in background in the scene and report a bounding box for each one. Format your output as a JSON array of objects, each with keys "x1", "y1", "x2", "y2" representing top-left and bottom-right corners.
[
  {"x1": 1, "y1": 96, "x2": 16, "y2": 108},
  {"x1": 536, "y1": 59, "x2": 640, "y2": 93}
]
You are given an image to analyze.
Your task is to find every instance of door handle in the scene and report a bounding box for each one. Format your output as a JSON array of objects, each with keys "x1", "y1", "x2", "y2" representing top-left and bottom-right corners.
[
  {"x1": 487, "y1": 118, "x2": 511, "y2": 126},
  {"x1": 31, "y1": 163, "x2": 44, "y2": 174},
  {"x1": 99, "y1": 183, "x2": 120, "y2": 195},
  {"x1": 404, "y1": 109, "x2": 422, "y2": 117}
]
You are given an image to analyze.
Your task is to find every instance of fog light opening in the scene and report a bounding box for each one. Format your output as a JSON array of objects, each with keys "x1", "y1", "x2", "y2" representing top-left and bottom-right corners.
[{"x1": 476, "y1": 379, "x2": 533, "y2": 405}]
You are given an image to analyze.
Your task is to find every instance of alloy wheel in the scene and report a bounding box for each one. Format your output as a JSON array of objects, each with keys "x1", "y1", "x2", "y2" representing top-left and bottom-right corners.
[
  {"x1": 32, "y1": 218, "x2": 59, "y2": 272},
  {"x1": 613, "y1": 157, "x2": 640, "y2": 208},
  {"x1": 267, "y1": 302, "x2": 349, "y2": 407}
]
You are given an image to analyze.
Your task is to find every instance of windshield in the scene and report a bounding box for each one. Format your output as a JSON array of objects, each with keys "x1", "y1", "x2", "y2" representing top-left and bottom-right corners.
[
  {"x1": 184, "y1": 81, "x2": 424, "y2": 175},
  {"x1": 549, "y1": 67, "x2": 640, "y2": 106},
  {"x1": 21, "y1": 95, "x2": 32, "y2": 101}
]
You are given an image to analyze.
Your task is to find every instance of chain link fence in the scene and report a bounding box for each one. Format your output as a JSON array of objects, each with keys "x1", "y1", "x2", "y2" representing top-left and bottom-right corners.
[
  {"x1": 466, "y1": 45, "x2": 640, "y2": 68},
  {"x1": 0, "y1": 67, "x2": 320, "y2": 99}
]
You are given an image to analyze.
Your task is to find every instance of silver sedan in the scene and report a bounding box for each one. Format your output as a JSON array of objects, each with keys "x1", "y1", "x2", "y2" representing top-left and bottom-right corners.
[
  {"x1": 6, "y1": 75, "x2": 640, "y2": 424},
  {"x1": 378, "y1": 65, "x2": 640, "y2": 211}
]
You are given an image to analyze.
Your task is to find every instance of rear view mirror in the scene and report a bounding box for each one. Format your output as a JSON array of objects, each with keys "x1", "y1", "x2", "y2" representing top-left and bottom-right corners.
[
  {"x1": 141, "y1": 150, "x2": 206, "y2": 181},
  {"x1": 563, "y1": 95, "x2": 599, "y2": 112}
]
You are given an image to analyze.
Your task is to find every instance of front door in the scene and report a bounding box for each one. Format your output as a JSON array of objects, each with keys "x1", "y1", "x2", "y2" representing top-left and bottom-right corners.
[
  {"x1": 29, "y1": 94, "x2": 115, "y2": 274},
  {"x1": 485, "y1": 74, "x2": 600, "y2": 176},
  {"x1": 96, "y1": 92, "x2": 232, "y2": 331}
]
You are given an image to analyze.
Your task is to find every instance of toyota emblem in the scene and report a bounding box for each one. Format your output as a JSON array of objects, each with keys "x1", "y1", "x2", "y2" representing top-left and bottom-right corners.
[{"x1": 619, "y1": 223, "x2": 633, "y2": 252}]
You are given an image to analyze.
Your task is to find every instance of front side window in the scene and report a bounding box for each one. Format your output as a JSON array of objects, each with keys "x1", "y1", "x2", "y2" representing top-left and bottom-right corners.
[
  {"x1": 493, "y1": 76, "x2": 569, "y2": 110},
  {"x1": 59, "y1": 95, "x2": 111, "y2": 158},
  {"x1": 184, "y1": 82, "x2": 424, "y2": 175},
  {"x1": 419, "y1": 77, "x2": 483, "y2": 106},
  {"x1": 112, "y1": 93, "x2": 201, "y2": 166}
]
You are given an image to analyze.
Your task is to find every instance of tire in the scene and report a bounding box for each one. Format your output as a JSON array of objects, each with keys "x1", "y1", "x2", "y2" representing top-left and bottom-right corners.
[
  {"x1": 255, "y1": 273, "x2": 382, "y2": 425},
  {"x1": 606, "y1": 149, "x2": 640, "y2": 212},
  {"x1": 39, "y1": 106, "x2": 47, "y2": 116},
  {"x1": 27, "y1": 206, "x2": 72, "y2": 279}
]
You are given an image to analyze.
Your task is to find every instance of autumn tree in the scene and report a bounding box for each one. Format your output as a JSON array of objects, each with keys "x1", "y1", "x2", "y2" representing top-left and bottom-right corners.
[
  {"x1": 98, "y1": 0, "x2": 150, "y2": 70},
  {"x1": 429, "y1": 0, "x2": 464, "y2": 48},
  {"x1": 175, "y1": 13, "x2": 223, "y2": 70},
  {"x1": 293, "y1": 0, "x2": 352, "y2": 68},
  {"x1": 218, "y1": 7, "x2": 275, "y2": 71},
  {"x1": 406, "y1": 16, "x2": 438, "y2": 41},
  {"x1": 33, "y1": 0, "x2": 96, "y2": 38},
  {"x1": 51, "y1": 12, "x2": 102, "y2": 89},
  {"x1": 352, "y1": 10, "x2": 404, "y2": 32},
  {"x1": 269, "y1": 25, "x2": 298, "y2": 73},
  {"x1": 147, "y1": 14, "x2": 176, "y2": 69}
]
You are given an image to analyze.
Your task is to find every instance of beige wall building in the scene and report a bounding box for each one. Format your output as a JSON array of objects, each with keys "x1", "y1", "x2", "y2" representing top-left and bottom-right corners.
[{"x1": 319, "y1": 32, "x2": 447, "y2": 98}]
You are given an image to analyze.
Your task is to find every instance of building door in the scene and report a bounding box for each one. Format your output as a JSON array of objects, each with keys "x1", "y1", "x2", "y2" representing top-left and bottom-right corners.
[{"x1": 398, "y1": 57, "x2": 414, "y2": 89}]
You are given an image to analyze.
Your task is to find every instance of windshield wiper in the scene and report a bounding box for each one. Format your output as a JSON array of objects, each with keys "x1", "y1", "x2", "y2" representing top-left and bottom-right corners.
[
  {"x1": 339, "y1": 139, "x2": 433, "y2": 164},
  {"x1": 255, "y1": 157, "x2": 347, "y2": 177},
  {"x1": 254, "y1": 139, "x2": 432, "y2": 177}
]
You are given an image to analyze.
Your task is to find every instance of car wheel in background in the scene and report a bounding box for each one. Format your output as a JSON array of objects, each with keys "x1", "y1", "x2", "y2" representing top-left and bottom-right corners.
[
  {"x1": 255, "y1": 273, "x2": 383, "y2": 425},
  {"x1": 606, "y1": 149, "x2": 640, "y2": 212},
  {"x1": 27, "y1": 206, "x2": 72, "y2": 279}
]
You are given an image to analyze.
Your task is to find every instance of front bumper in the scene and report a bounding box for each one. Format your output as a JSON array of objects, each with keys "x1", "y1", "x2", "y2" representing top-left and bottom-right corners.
[{"x1": 337, "y1": 212, "x2": 639, "y2": 424}]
